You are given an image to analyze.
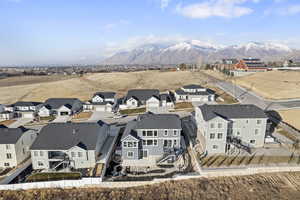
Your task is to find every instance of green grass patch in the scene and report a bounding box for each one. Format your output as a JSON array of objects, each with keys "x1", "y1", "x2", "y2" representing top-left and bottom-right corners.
[
  {"x1": 26, "y1": 172, "x2": 81, "y2": 182},
  {"x1": 119, "y1": 107, "x2": 146, "y2": 115}
]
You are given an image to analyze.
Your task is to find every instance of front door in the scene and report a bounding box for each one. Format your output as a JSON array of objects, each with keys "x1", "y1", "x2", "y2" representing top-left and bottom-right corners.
[{"x1": 142, "y1": 150, "x2": 148, "y2": 158}]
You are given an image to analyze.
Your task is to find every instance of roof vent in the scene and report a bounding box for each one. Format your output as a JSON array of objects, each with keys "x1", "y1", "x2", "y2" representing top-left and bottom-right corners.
[{"x1": 72, "y1": 129, "x2": 77, "y2": 135}]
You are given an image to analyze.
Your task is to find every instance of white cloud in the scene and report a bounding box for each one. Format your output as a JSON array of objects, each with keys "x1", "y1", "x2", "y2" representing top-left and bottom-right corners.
[
  {"x1": 160, "y1": 0, "x2": 171, "y2": 10},
  {"x1": 175, "y1": 0, "x2": 258, "y2": 19}
]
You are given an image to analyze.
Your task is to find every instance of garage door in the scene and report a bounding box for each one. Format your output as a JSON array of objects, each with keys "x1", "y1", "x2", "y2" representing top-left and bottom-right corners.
[
  {"x1": 191, "y1": 97, "x2": 202, "y2": 102},
  {"x1": 23, "y1": 113, "x2": 34, "y2": 118},
  {"x1": 95, "y1": 106, "x2": 105, "y2": 111}
]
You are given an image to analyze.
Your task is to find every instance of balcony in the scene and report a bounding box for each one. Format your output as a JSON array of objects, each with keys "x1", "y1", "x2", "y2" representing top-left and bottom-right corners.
[{"x1": 48, "y1": 151, "x2": 68, "y2": 160}]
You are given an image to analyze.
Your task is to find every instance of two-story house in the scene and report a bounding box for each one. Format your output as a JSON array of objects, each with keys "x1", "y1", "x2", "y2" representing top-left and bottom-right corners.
[
  {"x1": 0, "y1": 127, "x2": 37, "y2": 168},
  {"x1": 83, "y1": 92, "x2": 116, "y2": 112},
  {"x1": 195, "y1": 104, "x2": 268, "y2": 154},
  {"x1": 145, "y1": 92, "x2": 175, "y2": 113},
  {"x1": 174, "y1": 84, "x2": 215, "y2": 102},
  {"x1": 121, "y1": 113, "x2": 182, "y2": 167},
  {"x1": 30, "y1": 122, "x2": 110, "y2": 170},
  {"x1": 9, "y1": 101, "x2": 43, "y2": 118},
  {"x1": 38, "y1": 98, "x2": 83, "y2": 117}
]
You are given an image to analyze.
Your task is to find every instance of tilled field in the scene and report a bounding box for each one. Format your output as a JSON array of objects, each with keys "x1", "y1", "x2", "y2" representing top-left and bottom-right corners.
[{"x1": 1, "y1": 172, "x2": 300, "y2": 200}]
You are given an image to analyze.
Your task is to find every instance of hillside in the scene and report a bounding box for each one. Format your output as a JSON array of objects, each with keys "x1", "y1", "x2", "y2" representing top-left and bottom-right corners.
[
  {"x1": 1, "y1": 172, "x2": 300, "y2": 200},
  {"x1": 0, "y1": 71, "x2": 210, "y2": 104},
  {"x1": 234, "y1": 71, "x2": 300, "y2": 100}
]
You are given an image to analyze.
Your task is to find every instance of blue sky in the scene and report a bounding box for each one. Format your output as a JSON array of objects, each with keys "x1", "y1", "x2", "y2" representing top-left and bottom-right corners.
[{"x1": 1, "y1": 0, "x2": 300, "y2": 65}]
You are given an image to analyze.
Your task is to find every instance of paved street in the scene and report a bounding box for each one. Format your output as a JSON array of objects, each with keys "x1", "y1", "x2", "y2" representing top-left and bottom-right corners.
[
  {"x1": 8, "y1": 118, "x2": 33, "y2": 128},
  {"x1": 204, "y1": 72, "x2": 300, "y2": 111}
]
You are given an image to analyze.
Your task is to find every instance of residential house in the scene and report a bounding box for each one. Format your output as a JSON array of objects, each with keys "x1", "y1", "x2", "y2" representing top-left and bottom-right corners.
[
  {"x1": 0, "y1": 127, "x2": 37, "y2": 168},
  {"x1": 30, "y1": 122, "x2": 110, "y2": 170},
  {"x1": 195, "y1": 104, "x2": 268, "y2": 154},
  {"x1": 145, "y1": 92, "x2": 175, "y2": 113},
  {"x1": 119, "y1": 89, "x2": 160, "y2": 110},
  {"x1": 38, "y1": 98, "x2": 83, "y2": 117},
  {"x1": 83, "y1": 92, "x2": 116, "y2": 112},
  {"x1": 174, "y1": 84, "x2": 215, "y2": 102},
  {"x1": 121, "y1": 113, "x2": 182, "y2": 166},
  {"x1": 0, "y1": 111, "x2": 14, "y2": 122},
  {"x1": 10, "y1": 101, "x2": 42, "y2": 118}
]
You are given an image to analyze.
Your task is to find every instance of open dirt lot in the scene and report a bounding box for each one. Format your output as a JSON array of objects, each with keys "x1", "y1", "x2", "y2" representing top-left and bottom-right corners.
[
  {"x1": 0, "y1": 71, "x2": 211, "y2": 104},
  {"x1": 279, "y1": 109, "x2": 300, "y2": 130},
  {"x1": 2, "y1": 172, "x2": 300, "y2": 200},
  {"x1": 235, "y1": 71, "x2": 300, "y2": 100}
]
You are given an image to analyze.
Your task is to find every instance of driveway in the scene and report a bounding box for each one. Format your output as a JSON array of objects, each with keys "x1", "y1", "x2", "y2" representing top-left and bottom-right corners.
[
  {"x1": 87, "y1": 111, "x2": 114, "y2": 122},
  {"x1": 52, "y1": 115, "x2": 71, "y2": 123},
  {"x1": 8, "y1": 118, "x2": 33, "y2": 128}
]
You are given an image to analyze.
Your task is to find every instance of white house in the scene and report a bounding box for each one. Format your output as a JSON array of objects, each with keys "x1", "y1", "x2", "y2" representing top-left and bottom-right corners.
[
  {"x1": 83, "y1": 92, "x2": 116, "y2": 112},
  {"x1": 0, "y1": 127, "x2": 37, "y2": 168},
  {"x1": 10, "y1": 102, "x2": 43, "y2": 119},
  {"x1": 174, "y1": 84, "x2": 215, "y2": 102},
  {"x1": 0, "y1": 111, "x2": 14, "y2": 122}
]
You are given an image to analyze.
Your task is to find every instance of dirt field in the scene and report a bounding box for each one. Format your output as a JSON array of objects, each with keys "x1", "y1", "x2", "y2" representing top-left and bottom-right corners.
[
  {"x1": 0, "y1": 71, "x2": 211, "y2": 104},
  {"x1": 279, "y1": 109, "x2": 300, "y2": 130},
  {"x1": 2, "y1": 172, "x2": 300, "y2": 199},
  {"x1": 235, "y1": 71, "x2": 300, "y2": 100}
]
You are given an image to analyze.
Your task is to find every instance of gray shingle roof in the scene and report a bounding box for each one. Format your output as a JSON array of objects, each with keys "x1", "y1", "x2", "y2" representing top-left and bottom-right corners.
[
  {"x1": 199, "y1": 104, "x2": 267, "y2": 121},
  {"x1": 175, "y1": 88, "x2": 213, "y2": 96},
  {"x1": 93, "y1": 92, "x2": 116, "y2": 99},
  {"x1": 13, "y1": 101, "x2": 42, "y2": 107},
  {"x1": 182, "y1": 84, "x2": 204, "y2": 89},
  {"x1": 44, "y1": 98, "x2": 82, "y2": 110},
  {"x1": 0, "y1": 127, "x2": 28, "y2": 144},
  {"x1": 124, "y1": 89, "x2": 159, "y2": 103},
  {"x1": 121, "y1": 113, "x2": 181, "y2": 140},
  {"x1": 30, "y1": 122, "x2": 107, "y2": 150}
]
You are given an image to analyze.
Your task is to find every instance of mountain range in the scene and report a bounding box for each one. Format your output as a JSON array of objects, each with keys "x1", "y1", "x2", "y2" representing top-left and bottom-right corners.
[{"x1": 102, "y1": 40, "x2": 300, "y2": 65}]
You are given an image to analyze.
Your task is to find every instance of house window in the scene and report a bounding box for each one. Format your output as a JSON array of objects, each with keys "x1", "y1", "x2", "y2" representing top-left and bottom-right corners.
[
  {"x1": 174, "y1": 139, "x2": 177, "y2": 146},
  {"x1": 257, "y1": 120, "x2": 262, "y2": 125},
  {"x1": 164, "y1": 130, "x2": 168, "y2": 136},
  {"x1": 255, "y1": 129, "x2": 259, "y2": 135},
  {"x1": 164, "y1": 140, "x2": 172, "y2": 147},
  {"x1": 250, "y1": 140, "x2": 256, "y2": 144},
  {"x1": 218, "y1": 123, "x2": 222, "y2": 128},
  {"x1": 38, "y1": 161, "x2": 44, "y2": 166},
  {"x1": 237, "y1": 131, "x2": 240, "y2": 136},
  {"x1": 123, "y1": 142, "x2": 127, "y2": 147},
  {"x1": 146, "y1": 131, "x2": 153, "y2": 137},
  {"x1": 78, "y1": 152, "x2": 83, "y2": 157},
  {"x1": 40, "y1": 151, "x2": 44, "y2": 156},
  {"x1": 142, "y1": 131, "x2": 146, "y2": 137},
  {"x1": 133, "y1": 142, "x2": 137, "y2": 147},
  {"x1": 174, "y1": 130, "x2": 178, "y2": 136},
  {"x1": 153, "y1": 140, "x2": 158, "y2": 146},
  {"x1": 23, "y1": 148, "x2": 25, "y2": 154},
  {"x1": 142, "y1": 140, "x2": 146, "y2": 146},
  {"x1": 210, "y1": 123, "x2": 215, "y2": 129},
  {"x1": 34, "y1": 151, "x2": 38, "y2": 157},
  {"x1": 210, "y1": 133, "x2": 215, "y2": 139},
  {"x1": 6, "y1": 153, "x2": 12, "y2": 159},
  {"x1": 246, "y1": 120, "x2": 249, "y2": 124},
  {"x1": 217, "y1": 133, "x2": 222, "y2": 139},
  {"x1": 127, "y1": 151, "x2": 134, "y2": 158},
  {"x1": 4, "y1": 163, "x2": 10, "y2": 167},
  {"x1": 71, "y1": 152, "x2": 76, "y2": 157},
  {"x1": 147, "y1": 140, "x2": 153, "y2": 146},
  {"x1": 154, "y1": 130, "x2": 158, "y2": 137},
  {"x1": 213, "y1": 145, "x2": 218, "y2": 149},
  {"x1": 6, "y1": 144, "x2": 10, "y2": 150},
  {"x1": 128, "y1": 142, "x2": 133, "y2": 147}
]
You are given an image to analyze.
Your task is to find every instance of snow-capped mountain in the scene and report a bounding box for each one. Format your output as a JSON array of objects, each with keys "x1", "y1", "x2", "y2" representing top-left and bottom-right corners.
[{"x1": 102, "y1": 40, "x2": 298, "y2": 64}]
